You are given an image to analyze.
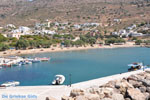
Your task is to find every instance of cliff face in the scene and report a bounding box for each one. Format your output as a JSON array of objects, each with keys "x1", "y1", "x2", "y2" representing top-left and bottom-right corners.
[{"x1": 60, "y1": 70, "x2": 150, "y2": 100}]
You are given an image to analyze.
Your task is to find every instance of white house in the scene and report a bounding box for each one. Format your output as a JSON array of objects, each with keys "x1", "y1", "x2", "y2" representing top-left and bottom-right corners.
[
  {"x1": 42, "y1": 30, "x2": 57, "y2": 35},
  {"x1": 74, "y1": 25, "x2": 81, "y2": 29},
  {"x1": 6, "y1": 24, "x2": 16, "y2": 29},
  {"x1": 11, "y1": 26, "x2": 31, "y2": 35},
  {"x1": 130, "y1": 31, "x2": 143, "y2": 37},
  {"x1": 114, "y1": 19, "x2": 121, "y2": 22},
  {"x1": 60, "y1": 33, "x2": 70, "y2": 35},
  {"x1": 127, "y1": 24, "x2": 136, "y2": 30},
  {"x1": 112, "y1": 32, "x2": 118, "y2": 35},
  {"x1": 5, "y1": 26, "x2": 32, "y2": 39},
  {"x1": 6, "y1": 33, "x2": 26, "y2": 39}
]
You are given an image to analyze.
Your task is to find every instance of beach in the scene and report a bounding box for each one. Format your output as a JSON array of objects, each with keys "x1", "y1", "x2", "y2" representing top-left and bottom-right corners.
[{"x1": 0, "y1": 42, "x2": 139, "y2": 57}]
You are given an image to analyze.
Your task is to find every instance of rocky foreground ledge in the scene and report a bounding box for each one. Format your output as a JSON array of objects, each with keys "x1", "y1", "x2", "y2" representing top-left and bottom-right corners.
[{"x1": 47, "y1": 70, "x2": 150, "y2": 100}]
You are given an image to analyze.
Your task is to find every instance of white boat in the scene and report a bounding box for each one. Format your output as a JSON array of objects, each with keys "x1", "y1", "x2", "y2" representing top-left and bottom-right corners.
[
  {"x1": 1, "y1": 81, "x2": 20, "y2": 87},
  {"x1": 52, "y1": 75, "x2": 65, "y2": 85},
  {"x1": 35, "y1": 57, "x2": 50, "y2": 61},
  {"x1": 0, "y1": 66, "x2": 2, "y2": 69},
  {"x1": 128, "y1": 62, "x2": 148, "y2": 71},
  {"x1": 25, "y1": 61, "x2": 32, "y2": 64}
]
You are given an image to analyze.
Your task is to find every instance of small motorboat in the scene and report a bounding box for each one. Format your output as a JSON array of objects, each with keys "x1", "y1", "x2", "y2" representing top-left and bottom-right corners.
[
  {"x1": 35, "y1": 57, "x2": 50, "y2": 61},
  {"x1": 1, "y1": 81, "x2": 20, "y2": 87},
  {"x1": 12, "y1": 62, "x2": 22, "y2": 66},
  {"x1": 128, "y1": 62, "x2": 148, "y2": 71},
  {"x1": 31, "y1": 58, "x2": 41, "y2": 63},
  {"x1": 52, "y1": 75, "x2": 65, "y2": 85},
  {"x1": 25, "y1": 60, "x2": 32, "y2": 64}
]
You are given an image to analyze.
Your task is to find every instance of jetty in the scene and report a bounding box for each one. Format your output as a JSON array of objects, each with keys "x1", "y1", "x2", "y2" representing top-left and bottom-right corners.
[
  {"x1": 0, "y1": 69, "x2": 149, "y2": 100},
  {"x1": 0, "y1": 56, "x2": 50, "y2": 68}
]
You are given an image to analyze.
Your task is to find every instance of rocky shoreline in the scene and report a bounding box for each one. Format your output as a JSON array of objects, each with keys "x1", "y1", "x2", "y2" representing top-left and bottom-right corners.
[{"x1": 47, "y1": 70, "x2": 150, "y2": 100}]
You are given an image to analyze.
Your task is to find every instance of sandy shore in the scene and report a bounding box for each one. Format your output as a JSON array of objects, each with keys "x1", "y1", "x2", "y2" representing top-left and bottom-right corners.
[{"x1": 0, "y1": 42, "x2": 139, "y2": 57}]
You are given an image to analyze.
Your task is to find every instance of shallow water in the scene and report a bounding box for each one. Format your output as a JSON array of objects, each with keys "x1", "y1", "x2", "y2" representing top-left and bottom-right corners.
[{"x1": 0, "y1": 47, "x2": 149, "y2": 86}]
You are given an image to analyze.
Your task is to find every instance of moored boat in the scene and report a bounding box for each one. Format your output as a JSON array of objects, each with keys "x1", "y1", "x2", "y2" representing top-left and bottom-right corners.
[
  {"x1": 25, "y1": 60, "x2": 32, "y2": 64},
  {"x1": 32, "y1": 58, "x2": 41, "y2": 63},
  {"x1": 128, "y1": 62, "x2": 148, "y2": 71},
  {"x1": 35, "y1": 57, "x2": 50, "y2": 61},
  {"x1": 1, "y1": 81, "x2": 20, "y2": 87},
  {"x1": 52, "y1": 75, "x2": 65, "y2": 85}
]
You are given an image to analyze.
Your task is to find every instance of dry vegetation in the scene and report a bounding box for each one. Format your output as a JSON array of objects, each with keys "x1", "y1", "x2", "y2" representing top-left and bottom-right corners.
[{"x1": 0, "y1": 0, "x2": 150, "y2": 29}]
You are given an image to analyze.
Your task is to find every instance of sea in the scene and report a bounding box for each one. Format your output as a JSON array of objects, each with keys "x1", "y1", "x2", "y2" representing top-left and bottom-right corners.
[{"x1": 0, "y1": 47, "x2": 149, "y2": 86}]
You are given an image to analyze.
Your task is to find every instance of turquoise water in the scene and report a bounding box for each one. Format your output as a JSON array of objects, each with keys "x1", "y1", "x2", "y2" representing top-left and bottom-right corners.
[{"x1": 0, "y1": 47, "x2": 150, "y2": 86}]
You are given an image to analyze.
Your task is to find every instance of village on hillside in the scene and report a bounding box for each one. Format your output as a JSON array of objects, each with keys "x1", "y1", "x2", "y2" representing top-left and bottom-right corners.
[{"x1": 0, "y1": 19, "x2": 150, "y2": 52}]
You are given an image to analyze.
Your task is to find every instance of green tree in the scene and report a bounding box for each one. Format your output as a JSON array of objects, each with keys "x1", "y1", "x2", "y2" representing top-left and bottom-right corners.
[
  {"x1": 29, "y1": 40, "x2": 37, "y2": 49},
  {"x1": 0, "y1": 34, "x2": 7, "y2": 42},
  {"x1": 0, "y1": 43, "x2": 9, "y2": 51},
  {"x1": 15, "y1": 39, "x2": 29, "y2": 49},
  {"x1": 135, "y1": 40, "x2": 142, "y2": 45},
  {"x1": 73, "y1": 40, "x2": 84, "y2": 46},
  {"x1": 132, "y1": 37, "x2": 137, "y2": 41},
  {"x1": 89, "y1": 37, "x2": 96, "y2": 45},
  {"x1": 105, "y1": 38, "x2": 125, "y2": 44},
  {"x1": 64, "y1": 40, "x2": 71, "y2": 47},
  {"x1": 80, "y1": 35, "x2": 88, "y2": 43},
  {"x1": 42, "y1": 40, "x2": 52, "y2": 48}
]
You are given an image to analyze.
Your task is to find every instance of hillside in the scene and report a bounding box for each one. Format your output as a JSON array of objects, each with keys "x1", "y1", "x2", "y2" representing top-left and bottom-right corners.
[{"x1": 0, "y1": 0, "x2": 150, "y2": 28}]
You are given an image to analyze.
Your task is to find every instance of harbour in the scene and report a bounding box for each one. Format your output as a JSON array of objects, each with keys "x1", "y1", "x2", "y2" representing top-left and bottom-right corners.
[{"x1": 0, "y1": 47, "x2": 150, "y2": 86}]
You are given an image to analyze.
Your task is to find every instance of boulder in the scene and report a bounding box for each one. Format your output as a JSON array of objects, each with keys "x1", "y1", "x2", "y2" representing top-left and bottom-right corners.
[
  {"x1": 70, "y1": 89, "x2": 84, "y2": 97},
  {"x1": 145, "y1": 74, "x2": 150, "y2": 80},
  {"x1": 99, "y1": 87, "x2": 114, "y2": 98},
  {"x1": 124, "y1": 98, "x2": 131, "y2": 100},
  {"x1": 113, "y1": 88, "x2": 121, "y2": 94},
  {"x1": 84, "y1": 93, "x2": 100, "y2": 100},
  {"x1": 145, "y1": 70, "x2": 150, "y2": 74},
  {"x1": 143, "y1": 92, "x2": 150, "y2": 100},
  {"x1": 62, "y1": 96, "x2": 74, "y2": 100},
  {"x1": 115, "y1": 80, "x2": 133, "y2": 96},
  {"x1": 141, "y1": 79, "x2": 150, "y2": 87},
  {"x1": 136, "y1": 74, "x2": 145, "y2": 81},
  {"x1": 46, "y1": 96, "x2": 57, "y2": 100},
  {"x1": 146, "y1": 87, "x2": 150, "y2": 92},
  {"x1": 104, "y1": 81, "x2": 116, "y2": 88},
  {"x1": 101, "y1": 98, "x2": 113, "y2": 100},
  {"x1": 112, "y1": 93, "x2": 124, "y2": 100},
  {"x1": 75, "y1": 96, "x2": 87, "y2": 100},
  {"x1": 127, "y1": 75, "x2": 138, "y2": 81},
  {"x1": 128, "y1": 80, "x2": 142, "y2": 88},
  {"x1": 127, "y1": 88, "x2": 146, "y2": 100},
  {"x1": 87, "y1": 86, "x2": 100, "y2": 94},
  {"x1": 138, "y1": 72, "x2": 147, "y2": 77},
  {"x1": 62, "y1": 96, "x2": 70, "y2": 100},
  {"x1": 115, "y1": 80, "x2": 133, "y2": 89},
  {"x1": 139, "y1": 86, "x2": 146, "y2": 93}
]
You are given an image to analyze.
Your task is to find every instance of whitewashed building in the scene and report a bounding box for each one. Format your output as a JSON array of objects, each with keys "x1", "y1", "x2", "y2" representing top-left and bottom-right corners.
[{"x1": 5, "y1": 26, "x2": 32, "y2": 39}]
